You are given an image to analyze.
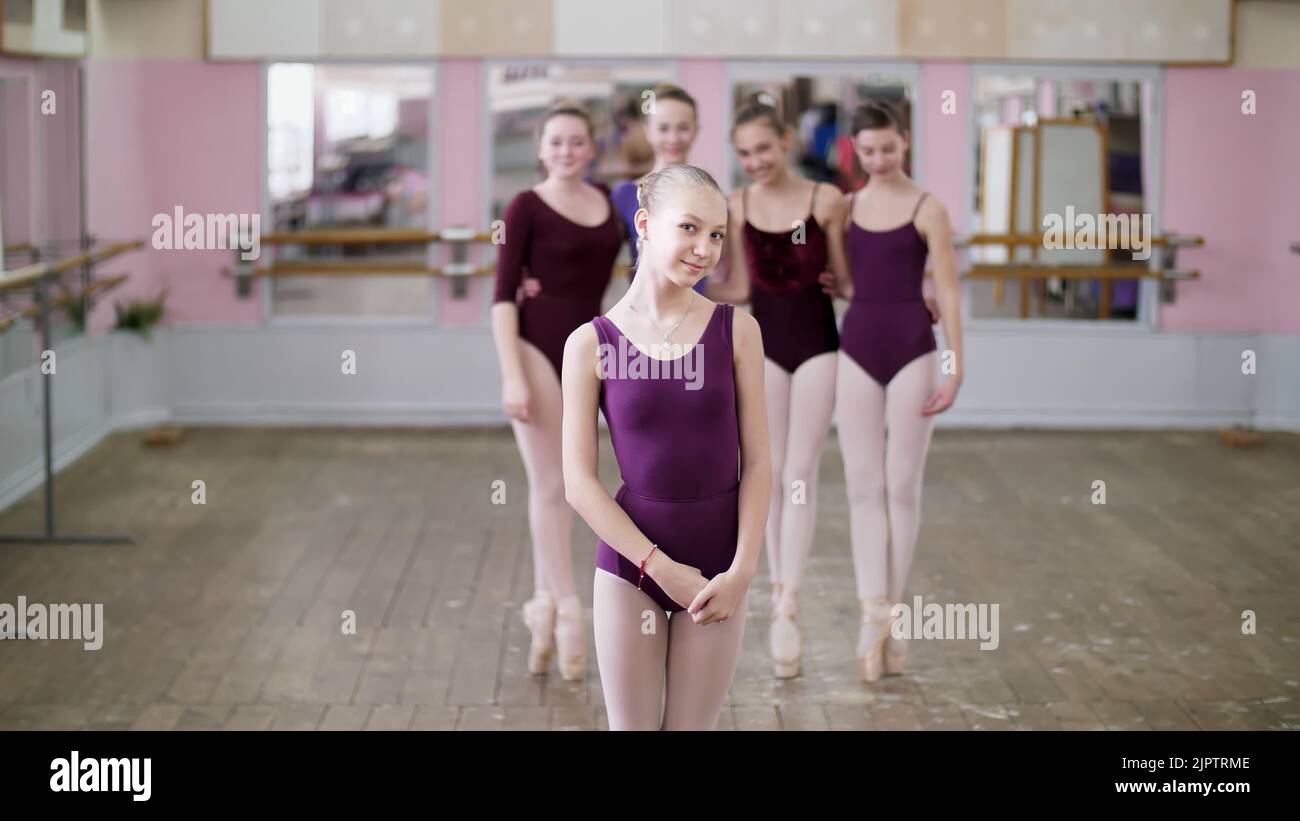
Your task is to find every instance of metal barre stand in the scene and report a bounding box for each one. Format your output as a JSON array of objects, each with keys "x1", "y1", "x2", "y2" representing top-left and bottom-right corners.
[{"x1": 0, "y1": 248, "x2": 134, "y2": 545}]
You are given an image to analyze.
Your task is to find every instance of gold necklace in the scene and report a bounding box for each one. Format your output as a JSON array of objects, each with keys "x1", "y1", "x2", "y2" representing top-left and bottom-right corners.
[{"x1": 629, "y1": 290, "x2": 696, "y2": 347}]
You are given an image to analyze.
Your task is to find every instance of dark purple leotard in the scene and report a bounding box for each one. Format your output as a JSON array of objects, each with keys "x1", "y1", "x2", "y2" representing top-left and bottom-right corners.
[
  {"x1": 493, "y1": 184, "x2": 623, "y2": 381},
  {"x1": 740, "y1": 184, "x2": 840, "y2": 374},
  {"x1": 841, "y1": 192, "x2": 937, "y2": 386},
  {"x1": 592, "y1": 303, "x2": 740, "y2": 613}
]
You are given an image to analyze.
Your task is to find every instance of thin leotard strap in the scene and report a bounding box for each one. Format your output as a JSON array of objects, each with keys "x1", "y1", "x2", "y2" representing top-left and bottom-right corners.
[
  {"x1": 591, "y1": 316, "x2": 611, "y2": 383},
  {"x1": 845, "y1": 189, "x2": 858, "y2": 234},
  {"x1": 910, "y1": 192, "x2": 928, "y2": 222}
]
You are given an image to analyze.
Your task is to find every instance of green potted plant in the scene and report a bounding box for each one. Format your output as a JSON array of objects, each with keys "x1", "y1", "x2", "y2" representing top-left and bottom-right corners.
[
  {"x1": 113, "y1": 288, "x2": 168, "y2": 339},
  {"x1": 64, "y1": 293, "x2": 88, "y2": 334}
]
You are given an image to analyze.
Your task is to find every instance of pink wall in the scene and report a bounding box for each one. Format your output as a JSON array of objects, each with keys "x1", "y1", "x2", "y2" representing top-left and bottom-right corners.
[
  {"x1": 1159, "y1": 68, "x2": 1300, "y2": 334},
  {"x1": 1038, "y1": 79, "x2": 1056, "y2": 117},
  {"x1": 678, "y1": 60, "x2": 726, "y2": 184},
  {"x1": 0, "y1": 58, "x2": 81, "y2": 269},
  {"x1": 919, "y1": 62, "x2": 970, "y2": 239},
  {"x1": 63, "y1": 57, "x2": 1298, "y2": 337},
  {"x1": 0, "y1": 59, "x2": 38, "y2": 250},
  {"x1": 436, "y1": 60, "x2": 483, "y2": 325},
  {"x1": 39, "y1": 62, "x2": 83, "y2": 247},
  {"x1": 84, "y1": 60, "x2": 262, "y2": 334}
]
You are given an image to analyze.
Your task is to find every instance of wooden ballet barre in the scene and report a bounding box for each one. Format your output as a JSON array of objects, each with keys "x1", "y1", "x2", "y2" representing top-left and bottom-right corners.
[
  {"x1": 955, "y1": 232, "x2": 1204, "y2": 248},
  {"x1": 963, "y1": 264, "x2": 1199, "y2": 281},
  {"x1": 0, "y1": 240, "x2": 145, "y2": 293},
  {"x1": 227, "y1": 263, "x2": 497, "y2": 278},
  {"x1": 230, "y1": 262, "x2": 636, "y2": 279},
  {"x1": 45, "y1": 240, "x2": 145, "y2": 275},
  {"x1": 260, "y1": 228, "x2": 495, "y2": 246},
  {"x1": 0, "y1": 273, "x2": 130, "y2": 330}
]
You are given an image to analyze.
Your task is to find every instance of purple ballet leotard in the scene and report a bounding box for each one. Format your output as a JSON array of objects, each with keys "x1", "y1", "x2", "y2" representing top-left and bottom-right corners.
[
  {"x1": 493, "y1": 184, "x2": 623, "y2": 380},
  {"x1": 611, "y1": 179, "x2": 707, "y2": 295},
  {"x1": 740, "y1": 184, "x2": 840, "y2": 374},
  {"x1": 841, "y1": 192, "x2": 937, "y2": 386},
  {"x1": 591, "y1": 303, "x2": 740, "y2": 613}
]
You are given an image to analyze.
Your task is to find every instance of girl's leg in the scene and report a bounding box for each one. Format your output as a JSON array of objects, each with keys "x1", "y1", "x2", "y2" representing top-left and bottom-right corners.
[
  {"x1": 882, "y1": 352, "x2": 938, "y2": 604},
  {"x1": 763, "y1": 360, "x2": 791, "y2": 605},
  {"x1": 511, "y1": 340, "x2": 584, "y2": 678},
  {"x1": 775, "y1": 352, "x2": 837, "y2": 607},
  {"x1": 508, "y1": 341, "x2": 576, "y2": 601},
  {"x1": 592, "y1": 569, "x2": 669, "y2": 730},
  {"x1": 837, "y1": 352, "x2": 893, "y2": 681},
  {"x1": 661, "y1": 605, "x2": 749, "y2": 730},
  {"x1": 836, "y1": 353, "x2": 888, "y2": 602}
]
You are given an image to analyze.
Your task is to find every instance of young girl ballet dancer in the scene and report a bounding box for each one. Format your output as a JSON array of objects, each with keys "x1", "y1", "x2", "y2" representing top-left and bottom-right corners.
[
  {"x1": 561, "y1": 164, "x2": 771, "y2": 730},
  {"x1": 519, "y1": 85, "x2": 705, "y2": 303},
  {"x1": 826, "y1": 100, "x2": 963, "y2": 682},
  {"x1": 610, "y1": 84, "x2": 707, "y2": 294},
  {"x1": 705, "y1": 100, "x2": 850, "y2": 679},
  {"x1": 491, "y1": 101, "x2": 623, "y2": 681}
]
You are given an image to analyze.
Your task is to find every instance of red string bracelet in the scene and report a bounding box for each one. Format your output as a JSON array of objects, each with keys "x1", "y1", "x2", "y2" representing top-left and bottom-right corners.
[{"x1": 637, "y1": 544, "x2": 658, "y2": 590}]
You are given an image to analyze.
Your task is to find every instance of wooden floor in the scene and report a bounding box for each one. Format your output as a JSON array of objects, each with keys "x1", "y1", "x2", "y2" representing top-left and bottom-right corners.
[{"x1": 1, "y1": 426, "x2": 1297, "y2": 731}]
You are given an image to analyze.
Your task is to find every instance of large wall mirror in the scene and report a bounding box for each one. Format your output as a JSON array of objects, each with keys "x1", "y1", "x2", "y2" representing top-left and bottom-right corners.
[
  {"x1": 970, "y1": 70, "x2": 1157, "y2": 322},
  {"x1": 727, "y1": 66, "x2": 918, "y2": 195},
  {"x1": 1, "y1": 61, "x2": 83, "y2": 379},
  {"x1": 266, "y1": 63, "x2": 435, "y2": 318}
]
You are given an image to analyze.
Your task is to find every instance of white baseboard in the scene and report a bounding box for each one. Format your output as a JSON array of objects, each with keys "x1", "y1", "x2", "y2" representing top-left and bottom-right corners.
[
  {"x1": 932, "y1": 407, "x2": 1257, "y2": 430},
  {"x1": 168, "y1": 400, "x2": 503, "y2": 427},
  {"x1": 1, "y1": 324, "x2": 1295, "y2": 515}
]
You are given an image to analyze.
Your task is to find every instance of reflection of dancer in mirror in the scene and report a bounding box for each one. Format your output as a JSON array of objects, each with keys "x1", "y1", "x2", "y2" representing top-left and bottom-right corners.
[
  {"x1": 611, "y1": 84, "x2": 708, "y2": 294},
  {"x1": 490, "y1": 101, "x2": 622, "y2": 681},
  {"x1": 525, "y1": 84, "x2": 706, "y2": 298},
  {"x1": 706, "y1": 100, "x2": 849, "y2": 679},
  {"x1": 822, "y1": 100, "x2": 963, "y2": 682},
  {"x1": 562, "y1": 165, "x2": 771, "y2": 730}
]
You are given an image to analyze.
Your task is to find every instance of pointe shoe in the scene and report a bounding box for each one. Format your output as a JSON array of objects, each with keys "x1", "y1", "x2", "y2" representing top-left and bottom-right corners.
[
  {"x1": 770, "y1": 607, "x2": 801, "y2": 679},
  {"x1": 521, "y1": 591, "x2": 556, "y2": 675},
  {"x1": 857, "y1": 597, "x2": 893, "y2": 683},
  {"x1": 884, "y1": 629, "x2": 908, "y2": 676},
  {"x1": 554, "y1": 595, "x2": 587, "y2": 682}
]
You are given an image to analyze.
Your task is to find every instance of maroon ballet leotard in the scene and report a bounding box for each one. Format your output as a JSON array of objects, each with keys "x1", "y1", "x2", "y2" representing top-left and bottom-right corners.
[
  {"x1": 494, "y1": 184, "x2": 623, "y2": 380},
  {"x1": 591, "y1": 303, "x2": 741, "y2": 613},
  {"x1": 841, "y1": 191, "x2": 937, "y2": 386},
  {"x1": 740, "y1": 184, "x2": 840, "y2": 374}
]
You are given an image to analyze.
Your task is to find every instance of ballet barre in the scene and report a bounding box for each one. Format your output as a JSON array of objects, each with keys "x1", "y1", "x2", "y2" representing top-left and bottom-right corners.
[
  {"x1": 259, "y1": 229, "x2": 494, "y2": 245},
  {"x1": 0, "y1": 240, "x2": 144, "y2": 546},
  {"x1": 228, "y1": 227, "x2": 634, "y2": 298},
  {"x1": 955, "y1": 233, "x2": 1204, "y2": 248},
  {"x1": 0, "y1": 240, "x2": 145, "y2": 289},
  {"x1": 962, "y1": 265, "x2": 1199, "y2": 280},
  {"x1": 0, "y1": 273, "x2": 129, "y2": 333},
  {"x1": 223, "y1": 260, "x2": 636, "y2": 283},
  {"x1": 954, "y1": 232, "x2": 1205, "y2": 319},
  {"x1": 230, "y1": 227, "x2": 496, "y2": 299}
]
